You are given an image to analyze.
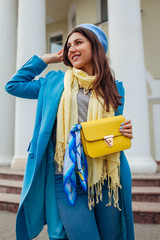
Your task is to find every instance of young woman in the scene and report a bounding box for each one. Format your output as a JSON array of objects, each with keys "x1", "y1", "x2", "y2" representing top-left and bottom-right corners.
[{"x1": 5, "y1": 24, "x2": 134, "y2": 240}]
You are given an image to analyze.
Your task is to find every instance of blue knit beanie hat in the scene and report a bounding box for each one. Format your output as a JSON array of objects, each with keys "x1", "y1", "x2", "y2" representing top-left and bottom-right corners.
[{"x1": 77, "y1": 23, "x2": 108, "y2": 53}]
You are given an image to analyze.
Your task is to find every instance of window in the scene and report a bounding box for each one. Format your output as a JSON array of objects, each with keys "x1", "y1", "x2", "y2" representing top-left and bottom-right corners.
[
  {"x1": 71, "y1": 12, "x2": 76, "y2": 29},
  {"x1": 101, "y1": 0, "x2": 108, "y2": 22},
  {"x1": 50, "y1": 34, "x2": 63, "y2": 53},
  {"x1": 68, "y1": 3, "x2": 76, "y2": 32}
]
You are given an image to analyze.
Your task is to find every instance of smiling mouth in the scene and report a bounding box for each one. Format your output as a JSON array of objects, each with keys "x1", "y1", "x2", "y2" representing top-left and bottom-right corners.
[{"x1": 72, "y1": 55, "x2": 80, "y2": 60}]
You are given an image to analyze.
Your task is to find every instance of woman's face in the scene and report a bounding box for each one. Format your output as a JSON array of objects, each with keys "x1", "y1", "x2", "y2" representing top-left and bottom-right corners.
[{"x1": 67, "y1": 32, "x2": 93, "y2": 75}]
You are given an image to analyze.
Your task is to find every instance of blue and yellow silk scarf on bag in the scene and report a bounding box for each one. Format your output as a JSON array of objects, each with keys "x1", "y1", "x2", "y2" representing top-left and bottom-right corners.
[{"x1": 63, "y1": 124, "x2": 88, "y2": 205}]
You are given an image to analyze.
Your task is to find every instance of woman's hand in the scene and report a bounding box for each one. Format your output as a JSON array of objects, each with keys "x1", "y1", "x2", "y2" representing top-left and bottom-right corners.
[
  {"x1": 119, "y1": 119, "x2": 133, "y2": 140},
  {"x1": 41, "y1": 49, "x2": 63, "y2": 64}
]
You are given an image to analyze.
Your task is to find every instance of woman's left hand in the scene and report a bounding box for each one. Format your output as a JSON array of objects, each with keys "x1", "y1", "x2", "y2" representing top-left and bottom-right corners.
[{"x1": 119, "y1": 119, "x2": 133, "y2": 140}]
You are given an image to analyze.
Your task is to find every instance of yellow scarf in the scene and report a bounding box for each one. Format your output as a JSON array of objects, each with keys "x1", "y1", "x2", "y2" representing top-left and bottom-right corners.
[{"x1": 54, "y1": 67, "x2": 121, "y2": 209}]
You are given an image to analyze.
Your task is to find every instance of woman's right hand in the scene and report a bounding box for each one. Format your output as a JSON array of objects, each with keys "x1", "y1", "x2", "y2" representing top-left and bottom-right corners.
[{"x1": 41, "y1": 49, "x2": 63, "y2": 64}]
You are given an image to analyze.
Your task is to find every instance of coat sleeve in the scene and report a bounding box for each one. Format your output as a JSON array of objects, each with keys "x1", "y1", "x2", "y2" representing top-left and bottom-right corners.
[{"x1": 5, "y1": 55, "x2": 48, "y2": 99}]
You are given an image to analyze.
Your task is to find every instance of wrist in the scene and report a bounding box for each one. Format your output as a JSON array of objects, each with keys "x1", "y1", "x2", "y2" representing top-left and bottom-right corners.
[{"x1": 41, "y1": 55, "x2": 50, "y2": 64}]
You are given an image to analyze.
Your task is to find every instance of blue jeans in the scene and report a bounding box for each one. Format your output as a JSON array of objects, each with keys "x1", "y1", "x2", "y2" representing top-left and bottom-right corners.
[{"x1": 55, "y1": 174, "x2": 123, "y2": 240}]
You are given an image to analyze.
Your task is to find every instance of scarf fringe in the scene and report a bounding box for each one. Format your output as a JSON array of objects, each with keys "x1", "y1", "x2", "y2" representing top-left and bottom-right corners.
[
  {"x1": 88, "y1": 167, "x2": 122, "y2": 211},
  {"x1": 54, "y1": 141, "x2": 65, "y2": 172}
]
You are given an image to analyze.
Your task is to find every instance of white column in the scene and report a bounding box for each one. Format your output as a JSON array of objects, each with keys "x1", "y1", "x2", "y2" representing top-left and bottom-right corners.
[
  {"x1": 12, "y1": 0, "x2": 46, "y2": 169},
  {"x1": 108, "y1": 0, "x2": 157, "y2": 174},
  {"x1": 0, "y1": 0, "x2": 17, "y2": 165}
]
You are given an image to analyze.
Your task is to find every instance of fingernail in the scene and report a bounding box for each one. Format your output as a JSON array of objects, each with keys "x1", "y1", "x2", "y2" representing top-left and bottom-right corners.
[
  {"x1": 121, "y1": 123, "x2": 124, "y2": 126},
  {"x1": 120, "y1": 126, "x2": 123, "y2": 129}
]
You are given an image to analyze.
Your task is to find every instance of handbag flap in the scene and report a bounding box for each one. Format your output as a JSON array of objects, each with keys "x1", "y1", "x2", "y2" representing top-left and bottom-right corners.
[{"x1": 81, "y1": 115, "x2": 125, "y2": 142}]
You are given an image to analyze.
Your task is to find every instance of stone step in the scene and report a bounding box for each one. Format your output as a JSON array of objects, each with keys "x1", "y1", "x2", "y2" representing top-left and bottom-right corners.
[
  {"x1": 132, "y1": 173, "x2": 160, "y2": 187},
  {"x1": 0, "y1": 167, "x2": 24, "y2": 181},
  {"x1": 0, "y1": 188, "x2": 159, "y2": 224},
  {"x1": 1, "y1": 179, "x2": 160, "y2": 203},
  {"x1": 0, "y1": 167, "x2": 159, "y2": 185},
  {"x1": 0, "y1": 193, "x2": 159, "y2": 225},
  {"x1": 0, "y1": 167, "x2": 159, "y2": 224},
  {"x1": 132, "y1": 201, "x2": 160, "y2": 224},
  {"x1": 0, "y1": 192, "x2": 20, "y2": 213},
  {"x1": 132, "y1": 186, "x2": 160, "y2": 202},
  {"x1": 0, "y1": 179, "x2": 22, "y2": 194}
]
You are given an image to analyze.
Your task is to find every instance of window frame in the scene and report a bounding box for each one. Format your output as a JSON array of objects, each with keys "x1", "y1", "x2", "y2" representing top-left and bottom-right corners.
[
  {"x1": 68, "y1": 2, "x2": 76, "y2": 32},
  {"x1": 47, "y1": 31, "x2": 63, "y2": 53},
  {"x1": 96, "y1": 0, "x2": 108, "y2": 24}
]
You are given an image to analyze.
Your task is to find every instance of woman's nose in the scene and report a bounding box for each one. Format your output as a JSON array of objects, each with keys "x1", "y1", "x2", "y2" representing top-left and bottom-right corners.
[{"x1": 69, "y1": 45, "x2": 76, "y2": 52}]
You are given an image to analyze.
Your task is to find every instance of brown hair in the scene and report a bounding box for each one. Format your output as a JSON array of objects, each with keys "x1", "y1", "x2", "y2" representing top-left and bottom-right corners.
[{"x1": 63, "y1": 27, "x2": 122, "y2": 112}]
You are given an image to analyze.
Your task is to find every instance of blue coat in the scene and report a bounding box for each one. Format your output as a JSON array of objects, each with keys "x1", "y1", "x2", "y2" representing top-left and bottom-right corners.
[{"x1": 5, "y1": 55, "x2": 135, "y2": 240}]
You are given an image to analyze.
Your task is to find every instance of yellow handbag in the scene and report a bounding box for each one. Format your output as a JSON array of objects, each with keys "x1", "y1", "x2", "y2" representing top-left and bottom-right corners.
[{"x1": 80, "y1": 115, "x2": 131, "y2": 158}]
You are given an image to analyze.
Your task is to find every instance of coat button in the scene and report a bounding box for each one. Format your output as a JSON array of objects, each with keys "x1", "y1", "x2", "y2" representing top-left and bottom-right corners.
[{"x1": 29, "y1": 152, "x2": 34, "y2": 159}]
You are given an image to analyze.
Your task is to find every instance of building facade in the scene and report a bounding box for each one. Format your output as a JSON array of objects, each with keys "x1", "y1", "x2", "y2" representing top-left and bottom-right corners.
[{"x1": 1, "y1": 0, "x2": 160, "y2": 174}]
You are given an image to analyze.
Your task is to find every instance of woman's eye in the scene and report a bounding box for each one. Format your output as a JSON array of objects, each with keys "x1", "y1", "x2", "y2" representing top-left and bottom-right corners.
[{"x1": 76, "y1": 41, "x2": 81, "y2": 45}]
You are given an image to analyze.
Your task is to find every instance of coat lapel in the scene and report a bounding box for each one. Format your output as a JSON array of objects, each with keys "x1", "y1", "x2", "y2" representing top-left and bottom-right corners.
[{"x1": 35, "y1": 71, "x2": 65, "y2": 168}]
